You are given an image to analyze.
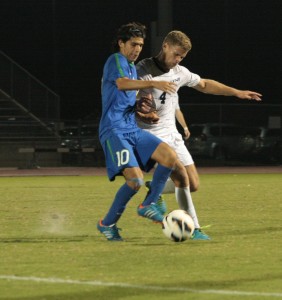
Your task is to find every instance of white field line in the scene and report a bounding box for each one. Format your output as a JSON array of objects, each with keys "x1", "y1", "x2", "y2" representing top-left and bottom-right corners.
[{"x1": 0, "y1": 275, "x2": 282, "y2": 298}]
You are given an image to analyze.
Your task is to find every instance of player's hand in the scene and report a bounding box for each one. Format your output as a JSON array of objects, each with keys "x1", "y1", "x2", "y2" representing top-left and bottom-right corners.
[
  {"x1": 136, "y1": 111, "x2": 160, "y2": 124},
  {"x1": 236, "y1": 91, "x2": 262, "y2": 101},
  {"x1": 153, "y1": 81, "x2": 177, "y2": 94},
  {"x1": 183, "y1": 128, "x2": 190, "y2": 140},
  {"x1": 136, "y1": 94, "x2": 156, "y2": 113}
]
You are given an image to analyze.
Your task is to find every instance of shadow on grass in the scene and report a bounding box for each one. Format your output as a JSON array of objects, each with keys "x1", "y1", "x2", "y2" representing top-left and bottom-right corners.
[
  {"x1": 3, "y1": 288, "x2": 179, "y2": 300},
  {"x1": 0, "y1": 235, "x2": 97, "y2": 243}
]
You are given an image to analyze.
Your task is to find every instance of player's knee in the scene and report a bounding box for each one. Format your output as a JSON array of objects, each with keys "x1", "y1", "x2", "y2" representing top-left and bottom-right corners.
[
  {"x1": 190, "y1": 182, "x2": 200, "y2": 192},
  {"x1": 171, "y1": 163, "x2": 189, "y2": 187},
  {"x1": 173, "y1": 177, "x2": 189, "y2": 188},
  {"x1": 165, "y1": 149, "x2": 178, "y2": 168},
  {"x1": 153, "y1": 143, "x2": 178, "y2": 168},
  {"x1": 127, "y1": 177, "x2": 144, "y2": 191}
]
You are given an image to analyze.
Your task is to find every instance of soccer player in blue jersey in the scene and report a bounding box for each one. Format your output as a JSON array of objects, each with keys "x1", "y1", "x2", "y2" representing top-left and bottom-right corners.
[{"x1": 97, "y1": 22, "x2": 182, "y2": 241}]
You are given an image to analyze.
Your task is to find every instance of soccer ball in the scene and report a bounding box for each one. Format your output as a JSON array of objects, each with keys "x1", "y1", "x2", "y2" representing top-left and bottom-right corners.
[{"x1": 162, "y1": 210, "x2": 195, "y2": 242}]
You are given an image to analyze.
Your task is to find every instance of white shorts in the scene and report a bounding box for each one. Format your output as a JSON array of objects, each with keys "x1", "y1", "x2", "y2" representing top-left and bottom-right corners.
[{"x1": 159, "y1": 132, "x2": 194, "y2": 166}]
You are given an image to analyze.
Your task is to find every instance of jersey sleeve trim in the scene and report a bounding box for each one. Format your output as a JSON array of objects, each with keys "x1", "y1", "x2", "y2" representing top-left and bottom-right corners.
[{"x1": 114, "y1": 53, "x2": 125, "y2": 77}]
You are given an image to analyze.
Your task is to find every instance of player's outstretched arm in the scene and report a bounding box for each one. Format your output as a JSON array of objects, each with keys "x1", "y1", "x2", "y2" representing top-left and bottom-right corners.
[
  {"x1": 233, "y1": 90, "x2": 262, "y2": 101},
  {"x1": 116, "y1": 77, "x2": 177, "y2": 94},
  {"x1": 193, "y1": 79, "x2": 262, "y2": 101}
]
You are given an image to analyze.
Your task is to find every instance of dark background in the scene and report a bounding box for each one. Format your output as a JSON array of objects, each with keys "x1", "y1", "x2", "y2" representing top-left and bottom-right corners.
[{"x1": 1, "y1": 0, "x2": 281, "y2": 120}]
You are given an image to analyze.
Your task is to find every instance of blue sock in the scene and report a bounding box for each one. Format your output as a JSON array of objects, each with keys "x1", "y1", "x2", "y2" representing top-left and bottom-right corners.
[
  {"x1": 103, "y1": 183, "x2": 137, "y2": 226},
  {"x1": 142, "y1": 164, "x2": 173, "y2": 206}
]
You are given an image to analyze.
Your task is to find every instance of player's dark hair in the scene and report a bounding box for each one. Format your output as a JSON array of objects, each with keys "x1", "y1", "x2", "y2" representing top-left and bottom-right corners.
[{"x1": 112, "y1": 22, "x2": 146, "y2": 52}]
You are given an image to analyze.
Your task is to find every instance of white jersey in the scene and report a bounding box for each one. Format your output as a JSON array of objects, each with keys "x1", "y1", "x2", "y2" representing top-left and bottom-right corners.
[
  {"x1": 136, "y1": 57, "x2": 201, "y2": 137},
  {"x1": 136, "y1": 58, "x2": 201, "y2": 166}
]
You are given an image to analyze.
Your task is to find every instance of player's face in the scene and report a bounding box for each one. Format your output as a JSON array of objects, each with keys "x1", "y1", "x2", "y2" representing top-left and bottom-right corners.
[
  {"x1": 163, "y1": 43, "x2": 188, "y2": 69},
  {"x1": 119, "y1": 37, "x2": 144, "y2": 63}
]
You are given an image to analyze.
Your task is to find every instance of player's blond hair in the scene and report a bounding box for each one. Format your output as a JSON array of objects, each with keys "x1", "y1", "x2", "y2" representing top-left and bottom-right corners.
[{"x1": 163, "y1": 31, "x2": 192, "y2": 52}]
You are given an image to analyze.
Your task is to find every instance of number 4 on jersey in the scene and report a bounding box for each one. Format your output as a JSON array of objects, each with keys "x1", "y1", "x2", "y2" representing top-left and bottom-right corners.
[{"x1": 159, "y1": 92, "x2": 166, "y2": 104}]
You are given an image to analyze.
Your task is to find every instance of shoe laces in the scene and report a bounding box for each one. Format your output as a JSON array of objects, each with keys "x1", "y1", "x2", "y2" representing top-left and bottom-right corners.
[{"x1": 199, "y1": 224, "x2": 212, "y2": 230}]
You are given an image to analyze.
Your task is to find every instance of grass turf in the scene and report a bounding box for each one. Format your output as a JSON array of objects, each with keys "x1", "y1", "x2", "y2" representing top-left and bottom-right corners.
[{"x1": 0, "y1": 173, "x2": 281, "y2": 299}]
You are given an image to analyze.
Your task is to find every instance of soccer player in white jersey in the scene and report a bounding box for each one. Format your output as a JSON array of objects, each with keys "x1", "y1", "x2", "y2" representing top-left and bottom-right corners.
[{"x1": 136, "y1": 30, "x2": 262, "y2": 240}]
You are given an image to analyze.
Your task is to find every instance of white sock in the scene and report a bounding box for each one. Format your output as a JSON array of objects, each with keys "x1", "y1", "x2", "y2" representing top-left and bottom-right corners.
[
  {"x1": 162, "y1": 178, "x2": 175, "y2": 194},
  {"x1": 175, "y1": 186, "x2": 200, "y2": 229}
]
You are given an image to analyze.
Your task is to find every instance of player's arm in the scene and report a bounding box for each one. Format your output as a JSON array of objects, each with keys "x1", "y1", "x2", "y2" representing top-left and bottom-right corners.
[
  {"x1": 175, "y1": 109, "x2": 190, "y2": 140},
  {"x1": 116, "y1": 77, "x2": 176, "y2": 94},
  {"x1": 192, "y1": 78, "x2": 262, "y2": 101}
]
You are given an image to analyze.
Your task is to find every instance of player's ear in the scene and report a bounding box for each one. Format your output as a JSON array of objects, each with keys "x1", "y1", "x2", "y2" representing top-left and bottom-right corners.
[
  {"x1": 118, "y1": 40, "x2": 125, "y2": 48},
  {"x1": 163, "y1": 42, "x2": 169, "y2": 51}
]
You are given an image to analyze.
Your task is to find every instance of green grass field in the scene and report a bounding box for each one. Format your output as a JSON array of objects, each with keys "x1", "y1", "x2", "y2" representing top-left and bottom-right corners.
[{"x1": 0, "y1": 173, "x2": 281, "y2": 300}]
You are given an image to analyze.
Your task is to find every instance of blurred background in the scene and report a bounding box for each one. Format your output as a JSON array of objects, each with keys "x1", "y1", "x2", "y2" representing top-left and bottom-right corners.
[{"x1": 0, "y1": 0, "x2": 281, "y2": 168}]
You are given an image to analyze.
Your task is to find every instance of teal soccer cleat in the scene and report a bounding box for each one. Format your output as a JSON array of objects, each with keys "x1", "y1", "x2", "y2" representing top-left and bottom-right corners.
[
  {"x1": 137, "y1": 203, "x2": 164, "y2": 223},
  {"x1": 191, "y1": 228, "x2": 211, "y2": 240},
  {"x1": 156, "y1": 195, "x2": 167, "y2": 215},
  {"x1": 145, "y1": 181, "x2": 167, "y2": 215},
  {"x1": 97, "y1": 220, "x2": 123, "y2": 241}
]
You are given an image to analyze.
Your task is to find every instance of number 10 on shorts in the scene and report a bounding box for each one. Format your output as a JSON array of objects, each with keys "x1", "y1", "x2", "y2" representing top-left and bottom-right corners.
[{"x1": 116, "y1": 149, "x2": 129, "y2": 166}]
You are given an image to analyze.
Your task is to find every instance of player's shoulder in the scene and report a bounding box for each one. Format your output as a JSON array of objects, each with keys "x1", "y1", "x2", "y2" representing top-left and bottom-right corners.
[
  {"x1": 136, "y1": 57, "x2": 154, "y2": 70},
  {"x1": 172, "y1": 64, "x2": 199, "y2": 81},
  {"x1": 105, "y1": 53, "x2": 121, "y2": 66},
  {"x1": 136, "y1": 58, "x2": 157, "y2": 79},
  {"x1": 172, "y1": 64, "x2": 189, "y2": 74}
]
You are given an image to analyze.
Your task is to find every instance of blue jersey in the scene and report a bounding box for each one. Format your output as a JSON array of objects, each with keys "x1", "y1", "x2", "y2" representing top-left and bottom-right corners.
[{"x1": 99, "y1": 53, "x2": 139, "y2": 144}]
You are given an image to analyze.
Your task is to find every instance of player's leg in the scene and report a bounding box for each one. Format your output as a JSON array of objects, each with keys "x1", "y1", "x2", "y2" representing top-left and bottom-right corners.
[
  {"x1": 185, "y1": 163, "x2": 200, "y2": 192},
  {"x1": 171, "y1": 136, "x2": 210, "y2": 240},
  {"x1": 170, "y1": 159, "x2": 199, "y2": 225},
  {"x1": 142, "y1": 141, "x2": 177, "y2": 204},
  {"x1": 97, "y1": 134, "x2": 143, "y2": 240},
  {"x1": 171, "y1": 163, "x2": 210, "y2": 240},
  {"x1": 161, "y1": 177, "x2": 176, "y2": 194},
  {"x1": 171, "y1": 164, "x2": 200, "y2": 227},
  {"x1": 135, "y1": 130, "x2": 177, "y2": 222},
  {"x1": 143, "y1": 132, "x2": 182, "y2": 201},
  {"x1": 159, "y1": 162, "x2": 200, "y2": 193},
  {"x1": 151, "y1": 163, "x2": 200, "y2": 194},
  {"x1": 102, "y1": 166, "x2": 143, "y2": 225}
]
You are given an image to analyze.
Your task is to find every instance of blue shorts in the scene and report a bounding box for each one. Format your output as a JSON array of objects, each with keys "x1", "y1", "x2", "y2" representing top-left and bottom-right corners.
[{"x1": 101, "y1": 128, "x2": 162, "y2": 181}]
